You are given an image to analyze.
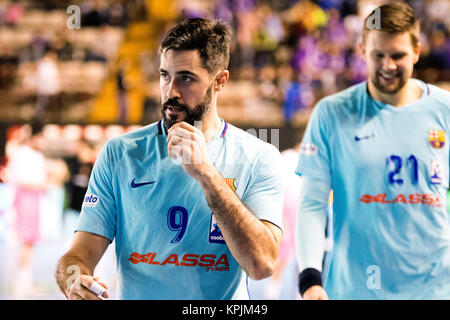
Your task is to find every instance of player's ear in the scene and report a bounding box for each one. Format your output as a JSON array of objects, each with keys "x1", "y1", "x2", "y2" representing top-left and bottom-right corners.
[
  {"x1": 412, "y1": 42, "x2": 421, "y2": 64},
  {"x1": 359, "y1": 41, "x2": 367, "y2": 59},
  {"x1": 214, "y1": 70, "x2": 229, "y2": 92}
]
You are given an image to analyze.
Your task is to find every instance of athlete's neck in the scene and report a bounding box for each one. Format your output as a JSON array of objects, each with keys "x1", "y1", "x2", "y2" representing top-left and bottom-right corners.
[
  {"x1": 368, "y1": 79, "x2": 422, "y2": 107},
  {"x1": 195, "y1": 107, "x2": 221, "y2": 143}
]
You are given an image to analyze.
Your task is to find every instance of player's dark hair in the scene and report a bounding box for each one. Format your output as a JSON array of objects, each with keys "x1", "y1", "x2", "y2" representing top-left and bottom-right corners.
[
  {"x1": 363, "y1": 2, "x2": 420, "y2": 48},
  {"x1": 160, "y1": 18, "x2": 231, "y2": 75}
]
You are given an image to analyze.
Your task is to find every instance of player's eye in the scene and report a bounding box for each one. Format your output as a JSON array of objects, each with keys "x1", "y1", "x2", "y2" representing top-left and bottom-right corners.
[
  {"x1": 181, "y1": 75, "x2": 193, "y2": 82},
  {"x1": 160, "y1": 72, "x2": 170, "y2": 81},
  {"x1": 392, "y1": 53, "x2": 406, "y2": 60}
]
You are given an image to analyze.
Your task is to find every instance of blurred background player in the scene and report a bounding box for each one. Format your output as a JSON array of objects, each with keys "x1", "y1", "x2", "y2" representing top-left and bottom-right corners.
[
  {"x1": 63, "y1": 138, "x2": 96, "y2": 237},
  {"x1": 5, "y1": 123, "x2": 47, "y2": 298},
  {"x1": 295, "y1": 2, "x2": 450, "y2": 300},
  {"x1": 34, "y1": 50, "x2": 60, "y2": 122}
]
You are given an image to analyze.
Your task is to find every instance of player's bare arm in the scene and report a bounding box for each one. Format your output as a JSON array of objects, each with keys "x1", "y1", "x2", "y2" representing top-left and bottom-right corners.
[
  {"x1": 198, "y1": 169, "x2": 282, "y2": 280},
  {"x1": 56, "y1": 231, "x2": 110, "y2": 300},
  {"x1": 167, "y1": 121, "x2": 282, "y2": 280}
]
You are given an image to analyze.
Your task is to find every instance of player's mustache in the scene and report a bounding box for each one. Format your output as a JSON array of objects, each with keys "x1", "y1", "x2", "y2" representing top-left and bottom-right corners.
[
  {"x1": 377, "y1": 70, "x2": 402, "y2": 77},
  {"x1": 163, "y1": 99, "x2": 189, "y2": 111}
]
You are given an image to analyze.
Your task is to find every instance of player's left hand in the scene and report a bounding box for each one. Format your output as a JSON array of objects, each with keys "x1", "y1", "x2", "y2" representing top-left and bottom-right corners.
[{"x1": 167, "y1": 122, "x2": 213, "y2": 180}]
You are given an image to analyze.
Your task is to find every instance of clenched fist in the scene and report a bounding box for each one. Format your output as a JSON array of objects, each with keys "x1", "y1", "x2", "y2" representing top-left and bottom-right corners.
[{"x1": 167, "y1": 122, "x2": 214, "y2": 181}]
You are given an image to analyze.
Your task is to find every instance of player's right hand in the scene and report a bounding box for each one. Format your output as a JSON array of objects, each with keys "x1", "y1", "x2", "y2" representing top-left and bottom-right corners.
[
  {"x1": 66, "y1": 275, "x2": 109, "y2": 300},
  {"x1": 302, "y1": 285, "x2": 329, "y2": 300}
]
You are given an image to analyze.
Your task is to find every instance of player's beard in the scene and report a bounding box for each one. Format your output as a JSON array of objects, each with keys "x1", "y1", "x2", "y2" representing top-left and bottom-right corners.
[
  {"x1": 161, "y1": 85, "x2": 213, "y2": 131},
  {"x1": 370, "y1": 69, "x2": 408, "y2": 95}
]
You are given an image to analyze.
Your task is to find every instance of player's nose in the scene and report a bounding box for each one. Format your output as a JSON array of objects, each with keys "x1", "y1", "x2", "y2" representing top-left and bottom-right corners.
[
  {"x1": 381, "y1": 56, "x2": 397, "y2": 71},
  {"x1": 166, "y1": 80, "x2": 181, "y2": 100}
]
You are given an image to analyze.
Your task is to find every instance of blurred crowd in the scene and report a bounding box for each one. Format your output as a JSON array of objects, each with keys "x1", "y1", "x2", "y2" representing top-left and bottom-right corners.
[
  {"x1": 1, "y1": 0, "x2": 448, "y2": 125},
  {"x1": 0, "y1": 0, "x2": 132, "y2": 122},
  {"x1": 170, "y1": 0, "x2": 450, "y2": 123}
]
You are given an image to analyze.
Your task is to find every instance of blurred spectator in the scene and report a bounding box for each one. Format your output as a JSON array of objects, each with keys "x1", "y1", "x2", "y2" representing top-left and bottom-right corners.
[
  {"x1": 63, "y1": 139, "x2": 96, "y2": 237},
  {"x1": 109, "y1": 0, "x2": 129, "y2": 27},
  {"x1": 284, "y1": 0, "x2": 328, "y2": 34},
  {"x1": 52, "y1": 33, "x2": 74, "y2": 61},
  {"x1": 0, "y1": 46, "x2": 18, "y2": 90},
  {"x1": 213, "y1": 0, "x2": 233, "y2": 23},
  {"x1": 34, "y1": 50, "x2": 60, "y2": 121},
  {"x1": 81, "y1": 0, "x2": 109, "y2": 27},
  {"x1": 4, "y1": 0, "x2": 23, "y2": 27},
  {"x1": 283, "y1": 72, "x2": 306, "y2": 124},
  {"x1": 427, "y1": 28, "x2": 450, "y2": 69},
  {"x1": 5, "y1": 123, "x2": 47, "y2": 298},
  {"x1": 85, "y1": 25, "x2": 116, "y2": 63},
  {"x1": 176, "y1": 0, "x2": 212, "y2": 19},
  {"x1": 252, "y1": 5, "x2": 284, "y2": 69},
  {"x1": 42, "y1": 157, "x2": 69, "y2": 240},
  {"x1": 233, "y1": 0, "x2": 258, "y2": 68},
  {"x1": 141, "y1": 81, "x2": 161, "y2": 125},
  {"x1": 29, "y1": 30, "x2": 51, "y2": 61},
  {"x1": 80, "y1": 0, "x2": 129, "y2": 27},
  {"x1": 423, "y1": 0, "x2": 450, "y2": 26},
  {"x1": 257, "y1": 65, "x2": 278, "y2": 101},
  {"x1": 116, "y1": 59, "x2": 131, "y2": 125},
  {"x1": 344, "y1": 47, "x2": 367, "y2": 85}
]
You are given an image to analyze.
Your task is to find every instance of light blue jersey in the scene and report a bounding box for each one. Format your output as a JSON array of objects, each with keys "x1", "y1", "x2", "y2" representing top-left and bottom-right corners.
[
  {"x1": 296, "y1": 80, "x2": 450, "y2": 299},
  {"x1": 77, "y1": 119, "x2": 284, "y2": 300}
]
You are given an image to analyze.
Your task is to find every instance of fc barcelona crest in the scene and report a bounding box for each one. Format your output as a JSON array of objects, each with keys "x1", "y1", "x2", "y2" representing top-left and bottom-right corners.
[
  {"x1": 224, "y1": 178, "x2": 236, "y2": 192},
  {"x1": 428, "y1": 130, "x2": 445, "y2": 149}
]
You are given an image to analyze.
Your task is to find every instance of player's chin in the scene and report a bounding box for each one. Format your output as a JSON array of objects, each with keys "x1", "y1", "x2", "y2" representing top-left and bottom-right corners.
[
  {"x1": 166, "y1": 109, "x2": 187, "y2": 120},
  {"x1": 165, "y1": 114, "x2": 187, "y2": 128},
  {"x1": 376, "y1": 77, "x2": 405, "y2": 94}
]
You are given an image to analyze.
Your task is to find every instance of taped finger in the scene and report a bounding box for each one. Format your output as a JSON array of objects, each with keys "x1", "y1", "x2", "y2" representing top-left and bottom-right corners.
[{"x1": 89, "y1": 281, "x2": 106, "y2": 298}]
